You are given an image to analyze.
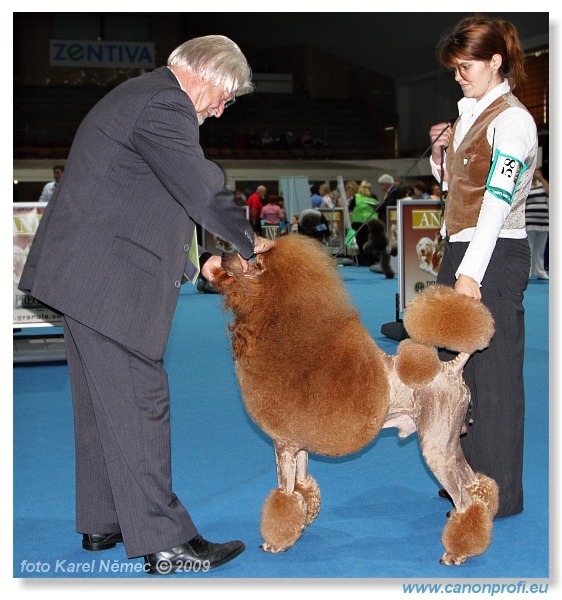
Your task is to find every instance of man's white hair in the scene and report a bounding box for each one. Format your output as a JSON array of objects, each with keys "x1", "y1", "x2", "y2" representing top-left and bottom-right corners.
[{"x1": 168, "y1": 35, "x2": 254, "y2": 96}]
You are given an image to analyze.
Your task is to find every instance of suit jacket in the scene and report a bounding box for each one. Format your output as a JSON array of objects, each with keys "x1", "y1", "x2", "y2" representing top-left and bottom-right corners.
[
  {"x1": 19, "y1": 66, "x2": 255, "y2": 360},
  {"x1": 376, "y1": 185, "x2": 402, "y2": 222},
  {"x1": 382, "y1": 185, "x2": 402, "y2": 207}
]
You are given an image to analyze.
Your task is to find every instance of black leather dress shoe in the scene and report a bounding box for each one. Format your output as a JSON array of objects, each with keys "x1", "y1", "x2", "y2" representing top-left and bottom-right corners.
[
  {"x1": 144, "y1": 535, "x2": 245, "y2": 575},
  {"x1": 82, "y1": 532, "x2": 124, "y2": 551}
]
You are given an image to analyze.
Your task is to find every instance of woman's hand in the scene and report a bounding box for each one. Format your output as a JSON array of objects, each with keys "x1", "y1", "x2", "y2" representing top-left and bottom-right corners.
[
  {"x1": 454, "y1": 274, "x2": 481, "y2": 301},
  {"x1": 429, "y1": 122, "x2": 452, "y2": 166}
]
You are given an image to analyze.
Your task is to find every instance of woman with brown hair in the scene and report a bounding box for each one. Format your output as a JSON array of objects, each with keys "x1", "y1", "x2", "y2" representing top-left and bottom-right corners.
[{"x1": 428, "y1": 15, "x2": 538, "y2": 518}]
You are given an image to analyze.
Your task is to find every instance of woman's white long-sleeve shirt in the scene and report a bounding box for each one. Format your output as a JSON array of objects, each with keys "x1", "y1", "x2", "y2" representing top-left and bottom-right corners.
[{"x1": 430, "y1": 80, "x2": 537, "y2": 284}]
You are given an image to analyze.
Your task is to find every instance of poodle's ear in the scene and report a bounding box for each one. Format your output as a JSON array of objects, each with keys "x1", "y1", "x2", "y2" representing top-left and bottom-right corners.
[{"x1": 230, "y1": 319, "x2": 263, "y2": 360}]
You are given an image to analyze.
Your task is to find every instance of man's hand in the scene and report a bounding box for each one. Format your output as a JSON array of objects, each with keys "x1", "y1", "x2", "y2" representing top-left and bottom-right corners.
[
  {"x1": 253, "y1": 235, "x2": 275, "y2": 255},
  {"x1": 232, "y1": 235, "x2": 274, "y2": 274},
  {"x1": 231, "y1": 235, "x2": 274, "y2": 274},
  {"x1": 206, "y1": 235, "x2": 275, "y2": 279},
  {"x1": 201, "y1": 255, "x2": 223, "y2": 282}
]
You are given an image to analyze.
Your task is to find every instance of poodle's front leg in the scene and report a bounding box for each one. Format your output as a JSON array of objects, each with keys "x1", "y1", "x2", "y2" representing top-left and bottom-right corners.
[
  {"x1": 274, "y1": 441, "x2": 299, "y2": 494},
  {"x1": 260, "y1": 441, "x2": 307, "y2": 552},
  {"x1": 295, "y1": 450, "x2": 321, "y2": 525}
]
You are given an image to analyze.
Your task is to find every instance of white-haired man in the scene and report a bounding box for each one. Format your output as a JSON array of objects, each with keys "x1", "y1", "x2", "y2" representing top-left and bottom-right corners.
[
  {"x1": 376, "y1": 173, "x2": 402, "y2": 224},
  {"x1": 20, "y1": 35, "x2": 274, "y2": 575}
]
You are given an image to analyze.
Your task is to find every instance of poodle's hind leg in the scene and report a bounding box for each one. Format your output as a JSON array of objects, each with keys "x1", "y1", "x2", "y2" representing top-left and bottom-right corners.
[
  {"x1": 420, "y1": 437, "x2": 493, "y2": 565},
  {"x1": 440, "y1": 473, "x2": 498, "y2": 566},
  {"x1": 416, "y1": 380, "x2": 497, "y2": 565},
  {"x1": 260, "y1": 441, "x2": 308, "y2": 553},
  {"x1": 295, "y1": 449, "x2": 321, "y2": 525}
]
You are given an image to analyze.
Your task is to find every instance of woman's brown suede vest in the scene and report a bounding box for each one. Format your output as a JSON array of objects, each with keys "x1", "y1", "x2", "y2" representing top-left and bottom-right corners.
[{"x1": 445, "y1": 93, "x2": 537, "y2": 236}]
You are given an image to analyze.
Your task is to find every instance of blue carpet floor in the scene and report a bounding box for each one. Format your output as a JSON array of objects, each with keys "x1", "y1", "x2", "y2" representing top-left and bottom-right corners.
[{"x1": 12, "y1": 267, "x2": 551, "y2": 587}]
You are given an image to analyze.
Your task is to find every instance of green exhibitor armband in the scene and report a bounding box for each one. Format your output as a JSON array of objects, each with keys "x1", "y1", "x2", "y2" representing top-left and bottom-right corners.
[{"x1": 486, "y1": 149, "x2": 527, "y2": 205}]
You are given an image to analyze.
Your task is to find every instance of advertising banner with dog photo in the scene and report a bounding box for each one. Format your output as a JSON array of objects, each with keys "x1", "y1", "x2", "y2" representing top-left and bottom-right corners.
[
  {"x1": 397, "y1": 200, "x2": 444, "y2": 312},
  {"x1": 13, "y1": 203, "x2": 62, "y2": 327}
]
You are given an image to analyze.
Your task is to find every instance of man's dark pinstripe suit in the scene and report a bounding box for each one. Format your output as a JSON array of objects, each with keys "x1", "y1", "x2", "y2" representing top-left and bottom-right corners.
[{"x1": 19, "y1": 66, "x2": 256, "y2": 558}]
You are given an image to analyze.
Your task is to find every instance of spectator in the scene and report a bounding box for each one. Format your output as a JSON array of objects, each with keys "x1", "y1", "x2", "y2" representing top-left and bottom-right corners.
[
  {"x1": 349, "y1": 179, "x2": 378, "y2": 266},
  {"x1": 246, "y1": 185, "x2": 267, "y2": 234},
  {"x1": 260, "y1": 127, "x2": 276, "y2": 147},
  {"x1": 282, "y1": 130, "x2": 296, "y2": 149},
  {"x1": 344, "y1": 180, "x2": 359, "y2": 209},
  {"x1": 310, "y1": 185, "x2": 323, "y2": 208},
  {"x1": 413, "y1": 181, "x2": 429, "y2": 199},
  {"x1": 298, "y1": 208, "x2": 330, "y2": 242},
  {"x1": 401, "y1": 185, "x2": 415, "y2": 199},
  {"x1": 277, "y1": 197, "x2": 288, "y2": 234},
  {"x1": 233, "y1": 189, "x2": 247, "y2": 207},
  {"x1": 319, "y1": 183, "x2": 334, "y2": 208},
  {"x1": 429, "y1": 182, "x2": 442, "y2": 199},
  {"x1": 525, "y1": 167, "x2": 549, "y2": 280},
  {"x1": 300, "y1": 129, "x2": 314, "y2": 148},
  {"x1": 376, "y1": 174, "x2": 401, "y2": 224},
  {"x1": 38, "y1": 165, "x2": 64, "y2": 202},
  {"x1": 260, "y1": 193, "x2": 286, "y2": 225},
  {"x1": 329, "y1": 188, "x2": 343, "y2": 208}
]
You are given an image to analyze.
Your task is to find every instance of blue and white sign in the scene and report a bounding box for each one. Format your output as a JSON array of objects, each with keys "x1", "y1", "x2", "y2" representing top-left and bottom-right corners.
[{"x1": 50, "y1": 40, "x2": 155, "y2": 68}]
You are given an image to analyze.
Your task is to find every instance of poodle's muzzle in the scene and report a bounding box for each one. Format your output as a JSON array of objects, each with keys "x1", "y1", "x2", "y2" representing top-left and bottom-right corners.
[{"x1": 220, "y1": 252, "x2": 263, "y2": 279}]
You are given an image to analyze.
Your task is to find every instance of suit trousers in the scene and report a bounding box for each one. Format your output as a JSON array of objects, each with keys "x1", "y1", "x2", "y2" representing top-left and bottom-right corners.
[
  {"x1": 62, "y1": 315, "x2": 198, "y2": 558},
  {"x1": 437, "y1": 237, "x2": 530, "y2": 517}
]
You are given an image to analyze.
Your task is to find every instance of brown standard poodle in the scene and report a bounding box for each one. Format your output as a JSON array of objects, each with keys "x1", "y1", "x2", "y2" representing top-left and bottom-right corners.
[{"x1": 212, "y1": 233, "x2": 498, "y2": 566}]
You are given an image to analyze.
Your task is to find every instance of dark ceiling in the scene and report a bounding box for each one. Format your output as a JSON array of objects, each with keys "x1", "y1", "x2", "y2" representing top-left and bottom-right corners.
[{"x1": 185, "y1": 12, "x2": 549, "y2": 81}]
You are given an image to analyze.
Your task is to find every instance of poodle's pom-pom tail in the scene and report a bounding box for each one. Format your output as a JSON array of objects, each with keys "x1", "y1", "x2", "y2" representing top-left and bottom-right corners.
[
  {"x1": 396, "y1": 339, "x2": 440, "y2": 387},
  {"x1": 403, "y1": 285, "x2": 495, "y2": 354}
]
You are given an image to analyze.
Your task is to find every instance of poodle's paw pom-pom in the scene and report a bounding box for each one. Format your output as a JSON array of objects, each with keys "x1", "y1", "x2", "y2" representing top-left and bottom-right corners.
[
  {"x1": 440, "y1": 499, "x2": 493, "y2": 565},
  {"x1": 260, "y1": 488, "x2": 306, "y2": 552}
]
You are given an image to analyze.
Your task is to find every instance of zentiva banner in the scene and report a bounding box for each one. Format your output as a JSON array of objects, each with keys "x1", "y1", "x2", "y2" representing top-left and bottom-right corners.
[{"x1": 50, "y1": 40, "x2": 155, "y2": 69}]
